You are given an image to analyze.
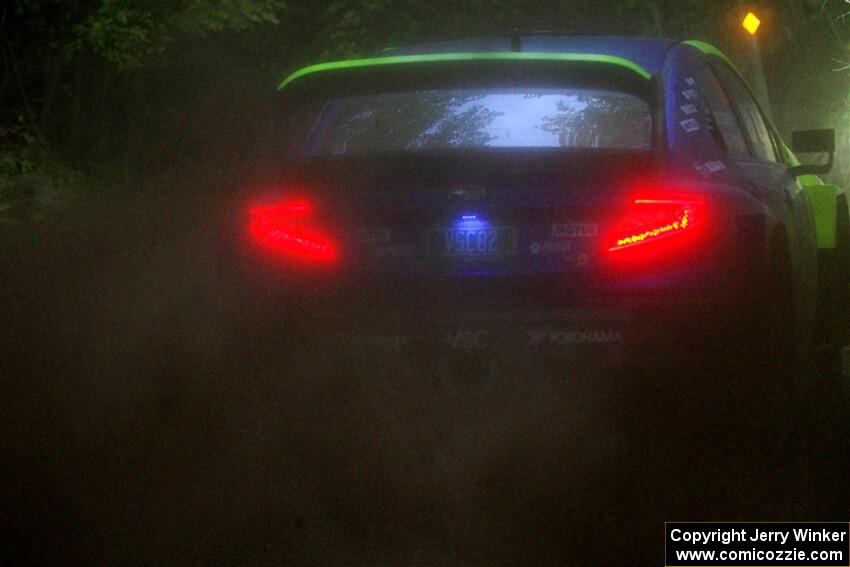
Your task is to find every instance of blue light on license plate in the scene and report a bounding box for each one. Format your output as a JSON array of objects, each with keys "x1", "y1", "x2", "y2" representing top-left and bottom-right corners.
[{"x1": 432, "y1": 226, "x2": 516, "y2": 256}]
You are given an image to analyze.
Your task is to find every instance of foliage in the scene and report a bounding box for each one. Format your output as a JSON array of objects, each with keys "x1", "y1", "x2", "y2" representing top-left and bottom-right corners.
[
  {"x1": 69, "y1": 1, "x2": 167, "y2": 70},
  {"x1": 64, "y1": 0, "x2": 288, "y2": 70},
  {"x1": 0, "y1": 133, "x2": 81, "y2": 222},
  {"x1": 1, "y1": 0, "x2": 848, "y2": 200},
  {"x1": 175, "y1": 0, "x2": 285, "y2": 35}
]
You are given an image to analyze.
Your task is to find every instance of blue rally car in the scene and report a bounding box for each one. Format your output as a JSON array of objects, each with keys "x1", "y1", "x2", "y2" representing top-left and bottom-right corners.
[{"x1": 222, "y1": 35, "x2": 848, "y2": 405}]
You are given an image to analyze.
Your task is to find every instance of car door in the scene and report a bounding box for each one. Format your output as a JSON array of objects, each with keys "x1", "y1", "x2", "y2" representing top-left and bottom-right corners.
[{"x1": 708, "y1": 60, "x2": 818, "y2": 353}]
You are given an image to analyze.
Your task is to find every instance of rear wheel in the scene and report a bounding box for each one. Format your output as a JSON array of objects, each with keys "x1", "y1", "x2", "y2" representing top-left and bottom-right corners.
[{"x1": 723, "y1": 231, "x2": 799, "y2": 428}]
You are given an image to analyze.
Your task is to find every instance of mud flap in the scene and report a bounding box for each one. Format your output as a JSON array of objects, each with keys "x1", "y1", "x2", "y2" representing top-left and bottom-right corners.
[
  {"x1": 814, "y1": 192, "x2": 850, "y2": 356},
  {"x1": 803, "y1": 183, "x2": 838, "y2": 249}
]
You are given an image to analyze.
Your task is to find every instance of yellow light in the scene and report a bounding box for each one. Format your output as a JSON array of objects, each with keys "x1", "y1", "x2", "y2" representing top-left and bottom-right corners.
[{"x1": 742, "y1": 11, "x2": 761, "y2": 35}]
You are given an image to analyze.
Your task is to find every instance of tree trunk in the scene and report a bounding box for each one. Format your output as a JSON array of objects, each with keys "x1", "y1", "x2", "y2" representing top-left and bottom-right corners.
[
  {"x1": 38, "y1": 52, "x2": 63, "y2": 141},
  {"x1": 70, "y1": 59, "x2": 84, "y2": 158},
  {"x1": 97, "y1": 70, "x2": 111, "y2": 163}
]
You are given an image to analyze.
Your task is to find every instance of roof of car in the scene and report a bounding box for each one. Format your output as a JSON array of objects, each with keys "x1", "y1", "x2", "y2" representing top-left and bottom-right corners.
[{"x1": 380, "y1": 35, "x2": 679, "y2": 75}]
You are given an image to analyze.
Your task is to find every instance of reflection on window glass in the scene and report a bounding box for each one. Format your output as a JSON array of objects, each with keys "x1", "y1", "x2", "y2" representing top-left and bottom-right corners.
[
  {"x1": 307, "y1": 88, "x2": 651, "y2": 156},
  {"x1": 694, "y1": 64, "x2": 750, "y2": 159},
  {"x1": 712, "y1": 65, "x2": 777, "y2": 163}
]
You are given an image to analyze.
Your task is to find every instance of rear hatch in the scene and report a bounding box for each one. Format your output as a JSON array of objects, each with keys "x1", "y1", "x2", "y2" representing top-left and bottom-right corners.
[
  {"x1": 247, "y1": 54, "x2": 670, "y2": 309},
  {"x1": 300, "y1": 151, "x2": 654, "y2": 285}
]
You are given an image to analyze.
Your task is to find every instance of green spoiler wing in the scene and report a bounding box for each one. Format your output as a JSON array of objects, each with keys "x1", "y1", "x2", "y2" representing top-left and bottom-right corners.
[{"x1": 277, "y1": 52, "x2": 651, "y2": 91}]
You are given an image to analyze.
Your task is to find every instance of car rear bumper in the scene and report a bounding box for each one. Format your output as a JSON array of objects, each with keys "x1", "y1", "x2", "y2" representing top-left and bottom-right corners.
[
  {"x1": 223, "y1": 240, "x2": 755, "y2": 373},
  {"x1": 315, "y1": 306, "x2": 632, "y2": 356},
  {"x1": 244, "y1": 290, "x2": 740, "y2": 370}
]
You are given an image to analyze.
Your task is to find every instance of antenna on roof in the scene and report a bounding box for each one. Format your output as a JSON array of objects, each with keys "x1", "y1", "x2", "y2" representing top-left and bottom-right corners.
[
  {"x1": 510, "y1": 28, "x2": 521, "y2": 52},
  {"x1": 510, "y1": 29, "x2": 580, "y2": 50}
]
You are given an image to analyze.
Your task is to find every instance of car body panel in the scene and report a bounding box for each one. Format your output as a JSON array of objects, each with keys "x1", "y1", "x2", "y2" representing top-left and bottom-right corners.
[
  {"x1": 685, "y1": 38, "x2": 845, "y2": 251},
  {"x1": 229, "y1": 35, "x2": 846, "y2": 377},
  {"x1": 670, "y1": 42, "x2": 820, "y2": 351}
]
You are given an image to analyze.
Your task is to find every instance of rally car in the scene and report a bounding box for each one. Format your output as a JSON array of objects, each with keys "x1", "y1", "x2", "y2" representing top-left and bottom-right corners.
[{"x1": 219, "y1": 34, "x2": 848, "y2": 403}]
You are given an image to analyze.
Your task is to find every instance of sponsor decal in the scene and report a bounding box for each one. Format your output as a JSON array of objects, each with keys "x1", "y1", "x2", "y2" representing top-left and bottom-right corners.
[
  {"x1": 704, "y1": 159, "x2": 726, "y2": 173},
  {"x1": 680, "y1": 118, "x2": 700, "y2": 132},
  {"x1": 542, "y1": 241, "x2": 571, "y2": 254},
  {"x1": 526, "y1": 329, "x2": 623, "y2": 347},
  {"x1": 694, "y1": 160, "x2": 727, "y2": 177},
  {"x1": 530, "y1": 241, "x2": 573, "y2": 255},
  {"x1": 445, "y1": 329, "x2": 490, "y2": 349},
  {"x1": 447, "y1": 185, "x2": 487, "y2": 202},
  {"x1": 551, "y1": 223, "x2": 598, "y2": 238},
  {"x1": 525, "y1": 330, "x2": 549, "y2": 346},
  {"x1": 530, "y1": 240, "x2": 578, "y2": 255}
]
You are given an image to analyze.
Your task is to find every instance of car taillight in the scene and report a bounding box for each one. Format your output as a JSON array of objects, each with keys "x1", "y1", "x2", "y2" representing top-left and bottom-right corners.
[
  {"x1": 606, "y1": 196, "x2": 707, "y2": 255},
  {"x1": 248, "y1": 197, "x2": 338, "y2": 263}
]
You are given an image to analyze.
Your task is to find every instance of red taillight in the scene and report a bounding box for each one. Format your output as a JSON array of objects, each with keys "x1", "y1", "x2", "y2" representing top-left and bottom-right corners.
[
  {"x1": 248, "y1": 197, "x2": 337, "y2": 263},
  {"x1": 606, "y1": 196, "x2": 707, "y2": 255}
]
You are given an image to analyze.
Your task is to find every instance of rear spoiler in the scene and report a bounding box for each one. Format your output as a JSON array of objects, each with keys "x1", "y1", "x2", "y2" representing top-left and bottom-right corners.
[{"x1": 277, "y1": 52, "x2": 651, "y2": 91}]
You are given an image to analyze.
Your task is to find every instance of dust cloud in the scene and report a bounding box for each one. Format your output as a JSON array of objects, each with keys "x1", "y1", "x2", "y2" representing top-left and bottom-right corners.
[{"x1": 3, "y1": 183, "x2": 849, "y2": 565}]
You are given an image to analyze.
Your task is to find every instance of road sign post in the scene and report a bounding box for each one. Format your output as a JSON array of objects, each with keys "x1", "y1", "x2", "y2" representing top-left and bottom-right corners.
[{"x1": 743, "y1": 11, "x2": 773, "y2": 120}]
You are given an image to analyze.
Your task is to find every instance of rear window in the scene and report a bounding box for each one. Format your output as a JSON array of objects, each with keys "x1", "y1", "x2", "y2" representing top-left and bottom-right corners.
[{"x1": 304, "y1": 87, "x2": 652, "y2": 156}]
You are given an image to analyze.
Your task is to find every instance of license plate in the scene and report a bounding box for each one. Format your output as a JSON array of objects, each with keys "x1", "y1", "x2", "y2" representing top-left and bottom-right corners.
[{"x1": 431, "y1": 227, "x2": 516, "y2": 256}]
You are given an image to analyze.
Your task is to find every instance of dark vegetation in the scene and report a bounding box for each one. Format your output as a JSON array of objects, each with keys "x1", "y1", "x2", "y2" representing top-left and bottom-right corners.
[
  {"x1": 2, "y1": 1, "x2": 850, "y2": 565},
  {"x1": 1, "y1": 0, "x2": 849, "y2": 216}
]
